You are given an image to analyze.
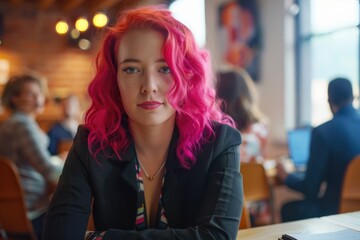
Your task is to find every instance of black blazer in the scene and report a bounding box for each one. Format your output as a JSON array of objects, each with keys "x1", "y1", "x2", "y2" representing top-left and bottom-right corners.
[{"x1": 43, "y1": 122, "x2": 243, "y2": 240}]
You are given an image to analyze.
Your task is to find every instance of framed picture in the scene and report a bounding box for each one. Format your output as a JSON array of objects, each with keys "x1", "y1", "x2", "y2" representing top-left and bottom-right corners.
[{"x1": 219, "y1": 0, "x2": 261, "y2": 81}]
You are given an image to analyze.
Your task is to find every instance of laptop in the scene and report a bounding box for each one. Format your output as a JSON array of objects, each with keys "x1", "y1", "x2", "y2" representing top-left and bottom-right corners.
[{"x1": 287, "y1": 126, "x2": 312, "y2": 172}]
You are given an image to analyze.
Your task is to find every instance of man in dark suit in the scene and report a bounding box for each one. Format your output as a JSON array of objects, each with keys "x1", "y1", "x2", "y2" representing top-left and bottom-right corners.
[{"x1": 277, "y1": 77, "x2": 360, "y2": 222}]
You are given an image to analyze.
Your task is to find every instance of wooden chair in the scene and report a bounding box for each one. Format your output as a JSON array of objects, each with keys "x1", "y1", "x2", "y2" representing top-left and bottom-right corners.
[
  {"x1": 240, "y1": 162, "x2": 273, "y2": 225},
  {"x1": 339, "y1": 155, "x2": 360, "y2": 213},
  {"x1": 239, "y1": 198, "x2": 251, "y2": 229},
  {"x1": 0, "y1": 156, "x2": 37, "y2": 240},
  {"x1": 87, "y1": 199, "x2": 95, "y2": 231}
]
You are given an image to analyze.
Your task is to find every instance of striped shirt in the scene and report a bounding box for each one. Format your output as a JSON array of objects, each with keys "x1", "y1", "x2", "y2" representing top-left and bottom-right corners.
[
  {"x1": 134, "y1": 157, "x2": 168, "y2": 230},
  {"x1": 0, "y1": 112, "x2": 63, "y2": 220}
]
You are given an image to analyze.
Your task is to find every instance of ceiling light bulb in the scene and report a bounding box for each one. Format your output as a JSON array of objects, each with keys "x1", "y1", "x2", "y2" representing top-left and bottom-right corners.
[
  {"x1": 70, "y1": 29, "x2": 80, "y2": 39},
  {"x1": 93, "y1": 12, "x2": 108, "y2": 28},
  {"x1": 78, "y1": 39, "x2": 91, "y2": 50},
  {"x1": 75, "y1": 17, "x2": 89, "y2": 32},
  {"x1": 55, "y1": 20, "x2": 69, "y2": 34}
]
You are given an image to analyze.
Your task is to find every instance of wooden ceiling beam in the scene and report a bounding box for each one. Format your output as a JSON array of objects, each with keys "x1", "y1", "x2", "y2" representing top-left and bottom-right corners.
[
  {"x1": 37, "y1": 0, "x2": 57, "y2": 9},
  {"x1": 83, "y1": 0, "x2": 123, "y2": 12},
  {"x1": 110, "y1": 0, "x2": 141, "y2": 13},
  {"x1": 9, "y1": 0, "x2": 24, "y2": 5},
  {"x1": 60, "y1": 0, "x2": 87, "y2": 11}
]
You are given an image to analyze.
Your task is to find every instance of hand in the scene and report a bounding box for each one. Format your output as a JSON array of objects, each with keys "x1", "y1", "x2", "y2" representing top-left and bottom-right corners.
[{"x1": 276, "y1": 160, "x2": 289, "y2": 183}]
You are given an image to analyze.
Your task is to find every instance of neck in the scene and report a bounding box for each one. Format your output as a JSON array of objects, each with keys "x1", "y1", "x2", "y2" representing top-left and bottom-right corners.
[
  {"x1": 131, "y1": 116, "x2": 175, "y2": 173},
  {"x1": 130, "y1": 116, "x2": 175, "y2": 155},
  {"x1": 15, "y1": 109, "x2": 37, "y2": 119}
]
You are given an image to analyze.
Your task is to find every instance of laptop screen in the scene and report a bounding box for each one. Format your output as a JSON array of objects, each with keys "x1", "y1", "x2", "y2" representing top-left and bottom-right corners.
[{"x1": 287, "y1": 127, "x2": 312, "y2": 168}]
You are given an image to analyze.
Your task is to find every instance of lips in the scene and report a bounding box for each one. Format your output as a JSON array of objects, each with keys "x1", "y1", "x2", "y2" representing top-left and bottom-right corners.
[{"x1": 137, "y1": 101, "x2": 162, "y2": 110}]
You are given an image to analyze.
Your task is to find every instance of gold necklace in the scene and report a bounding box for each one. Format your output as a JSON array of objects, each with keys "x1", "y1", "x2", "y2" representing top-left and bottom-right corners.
[{"x1": 138, "y1": 158, "x2": 166, "y2": 180}]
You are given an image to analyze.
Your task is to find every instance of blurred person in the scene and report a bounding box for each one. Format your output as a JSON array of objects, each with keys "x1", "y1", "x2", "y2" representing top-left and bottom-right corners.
[
  {"x1": 216, "y1": 67, "x2": 270, "y2": 226},
  {"x1": 43, "y1": 6, "x2": 243, "y2": 240},
  {"x1": 47, "y1": 94, "x2": 81, "y2": 155},
  {"x1": 277, "y1": 77, "x2": 360, "y2": 222},
  {"x1": 0, "y1": 73, "x2": 63, "y2": 239},
  {"x1": 217, "y1": 67, "x2": 269, "y2": 163}
]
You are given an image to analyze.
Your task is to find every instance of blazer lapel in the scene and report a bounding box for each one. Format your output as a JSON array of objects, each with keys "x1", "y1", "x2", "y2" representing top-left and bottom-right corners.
[
  {"x1": 104, "y1": 142, "x2": 138, "y2": 192},
  {"x1": 120, "y1": 143, "x2": 138, "y2": 192},
  {"x1": 163, "y1": 129, "x2": 183, "y2": 224}
]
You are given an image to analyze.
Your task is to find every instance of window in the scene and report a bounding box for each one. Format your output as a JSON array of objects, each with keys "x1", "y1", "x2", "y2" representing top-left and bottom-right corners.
[
  {"x1": 169, "y1": 0, "x2": 205, "y2": 47},
  {"x1": 298, "y1": 0, "x2": 360, "y2": 126}
]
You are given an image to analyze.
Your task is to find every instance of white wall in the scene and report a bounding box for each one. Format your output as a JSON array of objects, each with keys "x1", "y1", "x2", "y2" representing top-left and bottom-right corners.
[{"x1": 206, "y1": 0, "x2": 297, "y2": 151}]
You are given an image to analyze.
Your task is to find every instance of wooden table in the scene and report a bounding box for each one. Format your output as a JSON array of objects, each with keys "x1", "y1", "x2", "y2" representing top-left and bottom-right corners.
[{"x1": 237, "y1": 211, "x2": 360, "y2": 240}]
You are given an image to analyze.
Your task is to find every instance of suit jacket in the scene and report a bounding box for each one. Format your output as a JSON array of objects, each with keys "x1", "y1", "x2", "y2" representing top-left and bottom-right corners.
[
  {"x1": 286, "y1": 104, "x2": 360, "y2": 216},
  {"x1": 43, "y1": 122, "x2": 243, "y2": 240}
]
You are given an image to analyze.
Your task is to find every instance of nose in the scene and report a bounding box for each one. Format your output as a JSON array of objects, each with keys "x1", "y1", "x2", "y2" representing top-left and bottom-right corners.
[{"x1": 141, "y1": 71, "x2": 157, "y2": 94}]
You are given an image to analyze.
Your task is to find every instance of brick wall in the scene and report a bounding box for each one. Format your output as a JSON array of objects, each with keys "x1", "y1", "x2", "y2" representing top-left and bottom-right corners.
[
  {"x1": 0, "y1": 3, "x2": 102, "y2": 121},
  {"x1": 0, "y1": 1, "x2": 167, "y2": 127}
]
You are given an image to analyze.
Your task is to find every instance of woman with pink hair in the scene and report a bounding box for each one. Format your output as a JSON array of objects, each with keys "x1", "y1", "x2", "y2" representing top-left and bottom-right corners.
[{"x1": 43, "y1": 5, "x2": 243, "y2": 240}]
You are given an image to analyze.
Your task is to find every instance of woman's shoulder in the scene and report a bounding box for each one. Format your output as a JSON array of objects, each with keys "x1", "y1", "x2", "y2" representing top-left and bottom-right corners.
[
  {"x1": 8, "y1": 112, "x2": 32, "y2": 123},
  {"x1": 1, "y1": 112, "x2": 37, "y2": 132},
  {"x1": 211, "y1": 121, "x2": 242, "y2": 147},
  {"x1": 74, "y1": 124, "x2": 89, "y2": 140},
  {"x1": 198, "y1": 122, "x2": 242, "y2": 169},
  {"x1": 71, "y1": 124, "x2": 91, "y2": 155}
]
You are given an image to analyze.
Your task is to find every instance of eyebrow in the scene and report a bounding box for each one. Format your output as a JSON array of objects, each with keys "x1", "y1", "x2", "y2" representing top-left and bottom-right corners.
[{"x1": 119, "y1": 58, "x2": 167, "y2": 64}]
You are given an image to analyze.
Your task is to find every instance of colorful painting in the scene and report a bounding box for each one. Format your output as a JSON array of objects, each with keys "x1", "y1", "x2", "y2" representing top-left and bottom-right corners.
[{"x1": 219, "y1": 0, "x2": 261, "y2": 81}]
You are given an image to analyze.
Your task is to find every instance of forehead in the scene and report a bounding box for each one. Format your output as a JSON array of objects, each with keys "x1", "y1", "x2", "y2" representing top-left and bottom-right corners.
[
  {"x1": 19, "y1": 81, "x2": 41, "y2": 91},
  {"x1": 118, "y1": 29, "x2": 165, "y2": 60}
]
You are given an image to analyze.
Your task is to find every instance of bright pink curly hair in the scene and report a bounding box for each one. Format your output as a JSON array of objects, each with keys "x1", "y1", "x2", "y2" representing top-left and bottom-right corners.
[{"x1": 85, "y1": 5, "x2": 234, "y2": 168}]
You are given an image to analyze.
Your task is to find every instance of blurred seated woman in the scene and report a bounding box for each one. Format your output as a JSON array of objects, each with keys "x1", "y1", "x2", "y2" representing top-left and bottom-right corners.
[
  {"x1": 217, "y1": 67, "x2": 269, "y2": 163},
  {"x1": 0, "y1": 73, "x2": 63, "y2": 239}
]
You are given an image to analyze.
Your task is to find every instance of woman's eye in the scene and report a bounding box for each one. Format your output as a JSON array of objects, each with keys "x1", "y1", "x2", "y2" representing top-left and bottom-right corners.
[
  {"x1": 159, "y1": 66, "x2": 171, "y2": 74},
  {"x1": 122, "y1": 67, "x2": 139, "y2": 74}
]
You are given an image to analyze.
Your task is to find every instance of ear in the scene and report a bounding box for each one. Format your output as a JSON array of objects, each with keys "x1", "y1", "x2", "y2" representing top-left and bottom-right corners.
[{"x1": 329, "y1": 103, "x2": 338, "y2": 114}]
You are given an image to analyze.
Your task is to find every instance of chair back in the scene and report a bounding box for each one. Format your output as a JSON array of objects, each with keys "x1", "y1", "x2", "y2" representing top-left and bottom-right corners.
[
  {"x1": 239, "y1": 198, "x2": 251, "y2": 229},
  {"x1": 339, "y1": 155, "x2": 360, "y2": 213},
  {"x1": 240, "y1": 162, "x2": 273, "y2": 225},
  {"x1": 240, "y1": 162, "x2": 271, "y2": 201},
  {"x1": 0, "y1": 156, "x2": 37, "y2": 240}
]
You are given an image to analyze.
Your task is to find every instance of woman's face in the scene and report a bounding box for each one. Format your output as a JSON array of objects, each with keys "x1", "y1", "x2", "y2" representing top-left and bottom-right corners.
[
  {"x1": 12, "y1": 82, "x2": 45, "y2": 115},
  {"x1": 117, "y1": 29, "x2": 176, "y2": 128}
]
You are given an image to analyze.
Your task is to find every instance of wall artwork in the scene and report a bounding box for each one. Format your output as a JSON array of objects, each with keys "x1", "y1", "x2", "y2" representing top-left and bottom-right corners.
[{"x1": 219, "y1": 0, "x2": 262, "y2": 81}]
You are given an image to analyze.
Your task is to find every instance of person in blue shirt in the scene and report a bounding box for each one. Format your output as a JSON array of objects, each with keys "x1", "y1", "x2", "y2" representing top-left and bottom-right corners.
[
  {"x1": 277, "y1": 77, "x2": 360, "y2": 222},
  {"x1": 47, "y1": 94, "x2": 81, "y2": 155}
]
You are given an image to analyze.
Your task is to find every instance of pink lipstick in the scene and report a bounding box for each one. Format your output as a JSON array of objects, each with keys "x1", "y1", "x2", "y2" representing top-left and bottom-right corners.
[{"x1": 138, "y1": 101, "x2": 162, "y2": 110}]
